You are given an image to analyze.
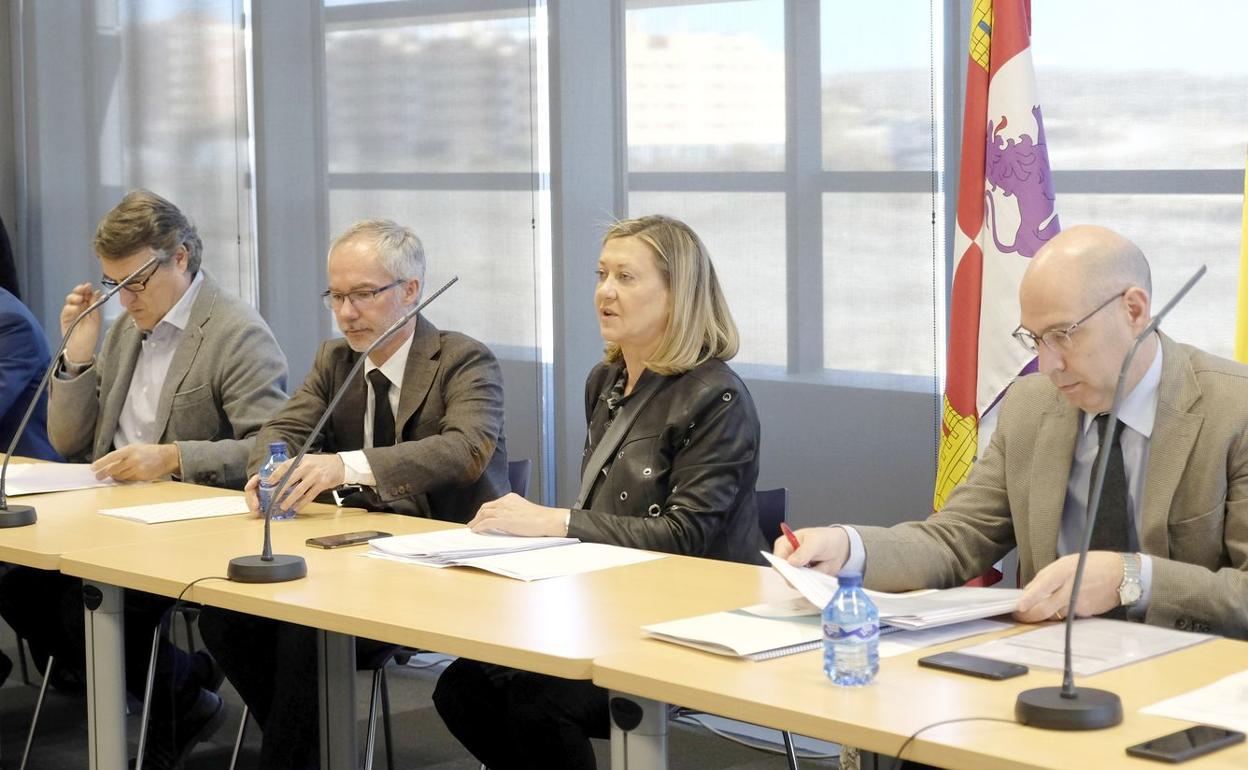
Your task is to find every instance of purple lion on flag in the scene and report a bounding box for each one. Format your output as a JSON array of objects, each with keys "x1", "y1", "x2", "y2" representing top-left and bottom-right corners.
[{"x1": 985, "y1": 104, "x2": 1060, "y2": 258}]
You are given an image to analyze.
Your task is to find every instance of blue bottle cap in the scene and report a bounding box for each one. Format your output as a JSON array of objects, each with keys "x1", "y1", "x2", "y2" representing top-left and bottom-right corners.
[
  {"x1": 836, "y1": 571, "x2": 863, "y2": 587},
  {"x1": 269, "y1": 441, "x2": 288, "y2": 455}
]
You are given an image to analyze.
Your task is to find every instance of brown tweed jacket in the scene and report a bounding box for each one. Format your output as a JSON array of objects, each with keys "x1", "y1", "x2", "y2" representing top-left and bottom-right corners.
[{"x1": 248, "y1": 314, "x2": 509, "y2": 524}]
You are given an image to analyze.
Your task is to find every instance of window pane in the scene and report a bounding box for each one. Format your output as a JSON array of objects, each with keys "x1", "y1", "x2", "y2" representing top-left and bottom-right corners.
[
  {"x1": 625, "y1": 0, "x2": 785, "y2": 173},
  {"x1": 824, "y1": 193, "x2": 941, "y2": 375},
  {"x1": 325, "y1": 16, "x2": 535, "y2": 173},
  {"x1": 328, "y1": 190, "x2": 539, "y2": 351},
  {"x1": 1033, "y1": 0, "x2": 1248, "y2": 169},
  {"x1": 1056, "y1": 195, "x2": 1242, "y2": 361},
  {"x1": 103, "y1": 1, "x2": 252, "y2": 301},
  {"x1": 628, "y1": 192, "x2": 786, "y2": 367},
  {"x1": 821, "y1": 0, "x2": 936, "y2": 171}
]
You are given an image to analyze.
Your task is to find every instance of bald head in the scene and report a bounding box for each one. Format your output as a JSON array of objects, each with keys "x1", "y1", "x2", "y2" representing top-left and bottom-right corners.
[{"x1": 1025, "y1": 225, "x2": 1151, "y2": 307}]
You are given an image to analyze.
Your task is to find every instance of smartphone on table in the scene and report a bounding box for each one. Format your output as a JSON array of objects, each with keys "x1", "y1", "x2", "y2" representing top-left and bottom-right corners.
[
  {"x1": 917, "y1": 651, "x2": 1028, "y2": 680},
  {"x1": 305, "y1": 530, "x2": 391, "y2": 549},
  {"x1": 1126, "y1": 725, "x2": 1244, "y2": 763}
]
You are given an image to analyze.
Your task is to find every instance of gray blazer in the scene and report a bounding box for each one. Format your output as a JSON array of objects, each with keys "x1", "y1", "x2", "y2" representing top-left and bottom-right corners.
[
  {"x1": 856, "y1": 333, "x2": 1248, "y2": 639},
  {"x1": 248, "y1": 315, "x2": 509, "y2": 524},
  {"x1": 48, "y1": 272, "x2": 289, "y2": 489}
]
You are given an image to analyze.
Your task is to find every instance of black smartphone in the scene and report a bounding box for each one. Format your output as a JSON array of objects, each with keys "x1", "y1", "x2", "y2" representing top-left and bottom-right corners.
[
  {"x1": 305, "y1": 530, "x2": 391, "y2": 549},
  {"x1": 917, "y1": 651, "x2": 1028, "y2": 680},
  {"x1": 1126, "y1": 725, "x2": 1244, "y2": 763}
]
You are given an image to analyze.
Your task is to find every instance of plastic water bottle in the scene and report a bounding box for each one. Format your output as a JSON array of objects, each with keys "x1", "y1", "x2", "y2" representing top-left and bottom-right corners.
[
  {"x1": 257, "y1": 441, "x2": 295, "y2": 521},
  {"x1": 823, "y1": 572, "x2": 879, "y2": 686}
]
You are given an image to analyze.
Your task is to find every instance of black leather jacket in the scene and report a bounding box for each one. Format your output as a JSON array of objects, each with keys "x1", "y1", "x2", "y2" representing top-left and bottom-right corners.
[{"x1": 567, "y1": 358, "x2": 765, "y2": 565}]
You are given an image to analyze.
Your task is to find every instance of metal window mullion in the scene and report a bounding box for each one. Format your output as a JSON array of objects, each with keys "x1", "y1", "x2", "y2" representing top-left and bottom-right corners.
[{"x1": 786, "y1": 0, "x2": 822, "y2": 375}]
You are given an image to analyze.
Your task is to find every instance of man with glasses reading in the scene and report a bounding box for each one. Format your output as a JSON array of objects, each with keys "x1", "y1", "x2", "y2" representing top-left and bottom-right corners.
[
  {"x1": 198, "y1": 218, "x2": 509, "y2": 770},
  {"x1": 0, "y1": 190, "x2": 289, "y2": 769},
  {"x1": 778, "y1": 225, "x2": 1248, "y2": 639}
]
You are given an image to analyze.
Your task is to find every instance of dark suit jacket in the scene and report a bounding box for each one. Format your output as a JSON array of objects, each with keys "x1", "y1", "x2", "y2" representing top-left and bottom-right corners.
[
  {"x1": 0, "y1": 288, "x2": 59, "y2": 460},
  {"x1": 568, "y1": 358, "x2": 765, "y2": 564},
  {"x1": 48, "y1": 272, "x2": 289, "y2": 489},
  {"x1": 249, "y1": 315, "x2": 509, "y2": 524},
  {"x1": 857, "y1": 333, "x2": 1248, "y2": 638}
]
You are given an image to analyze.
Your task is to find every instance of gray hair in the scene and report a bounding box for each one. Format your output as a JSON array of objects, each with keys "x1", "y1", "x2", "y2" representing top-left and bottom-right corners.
[{"x1": 329, "y1": 219, "x2": 426, "y2": 285}]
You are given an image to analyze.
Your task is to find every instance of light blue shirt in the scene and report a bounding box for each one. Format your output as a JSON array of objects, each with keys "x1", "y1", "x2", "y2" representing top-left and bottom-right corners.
[
  {"x1": 842, "y1": 338, "x2": 1162, "y2": 614},
  {"x1": 339, "y1": 331, "x2": 413, "y2": 487},
  {"x1": 115, "y1": 271, "x2": 205, "y2": 449}
]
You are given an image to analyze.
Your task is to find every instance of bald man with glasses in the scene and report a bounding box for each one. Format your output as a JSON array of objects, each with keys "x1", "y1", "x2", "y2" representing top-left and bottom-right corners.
[{"x1": 779, "y1": 225, "x2": 1248, "y2": 640}]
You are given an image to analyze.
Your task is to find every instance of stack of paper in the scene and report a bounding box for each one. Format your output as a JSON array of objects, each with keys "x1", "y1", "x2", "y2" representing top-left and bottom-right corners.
[
  {"x1": 98, "y1": 496, "x2": 250, "y2": 524},
  {"x1": 367, "y1": 529, "x2": 664, "y2": 581},
  {"x1": 1142, "y1": 670, "x2": 1248, "y2": 733},
  {"x1": 643, "y1": 601, "x2": 1010, "y2": 661},
  {"x1": 761, "y1": 551, "x2": 1022, "y2": 630},
  {"x1": 369, "y1": 528, "x2": 577, "y2": 563},
  {"x1": 3, "y1": 463, "x2": 116, "y2": 496}
]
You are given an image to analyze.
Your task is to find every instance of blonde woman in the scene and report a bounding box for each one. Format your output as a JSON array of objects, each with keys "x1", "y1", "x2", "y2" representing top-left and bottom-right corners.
[{"x1": 435, "y1": 215, "x2": 764, "y2": 769}]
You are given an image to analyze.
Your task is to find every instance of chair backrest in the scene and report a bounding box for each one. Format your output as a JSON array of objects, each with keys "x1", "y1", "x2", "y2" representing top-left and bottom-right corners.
[
  {"x1": 755, "y1": 487, "x2": 789, "y2": 544},
  {"x1": 508, "y1": 459, "x2": 532, "y2": 498}
]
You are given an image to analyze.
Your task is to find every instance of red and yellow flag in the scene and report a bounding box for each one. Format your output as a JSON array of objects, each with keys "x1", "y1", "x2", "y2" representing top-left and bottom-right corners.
[{"x1": 936, "y1": 0, "x2": 1059, "y2": 517}]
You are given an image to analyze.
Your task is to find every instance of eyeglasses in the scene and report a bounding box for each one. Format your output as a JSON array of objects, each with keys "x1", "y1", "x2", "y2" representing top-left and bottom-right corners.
[
  {"x1": 320, "y1": 280, "x2": 404, "y2": 310},
  {"x1": 1011, "y1": 291, "x2": 1126, "y2": 355},
  {"x1": 101, "y1": 261, "x2": 164, "y2": 293}
]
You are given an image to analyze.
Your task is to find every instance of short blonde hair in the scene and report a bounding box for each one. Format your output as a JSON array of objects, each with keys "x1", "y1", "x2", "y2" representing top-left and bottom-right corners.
[
  {"x1": 602, "y1": 215, "x2": 739, "y2": 374},
  {"x1": 94, "y1": 189, "x2": 203, "y2": 272}
]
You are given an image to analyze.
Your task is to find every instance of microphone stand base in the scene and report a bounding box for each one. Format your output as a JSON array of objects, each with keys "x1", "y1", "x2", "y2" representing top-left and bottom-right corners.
[
  {"x1": 228, "y1": 554, "x2": 307, "y2": 583},
  {"x1": 1016, "y1": 686, "x2": 1122, "y2": 730},
  {"x1": 0, "y1": 504, "x2": 37, "y2": 528}
]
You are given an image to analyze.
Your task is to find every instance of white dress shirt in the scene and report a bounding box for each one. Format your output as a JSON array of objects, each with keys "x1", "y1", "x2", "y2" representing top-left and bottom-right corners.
[
  {"x1": 841, "y1": 338, "x2": 1163, "y2": 613},
  {"x1": 338, "y1": 332, "x2": 413, "y2": 487},
  {"x1": 114, "y1": 271, "x2": 205, "y2": 449}
]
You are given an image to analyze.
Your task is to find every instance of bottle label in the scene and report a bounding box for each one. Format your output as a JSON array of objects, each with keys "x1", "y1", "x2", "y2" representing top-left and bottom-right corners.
[{"x1": 823, "y1": 622, "x2": 879, "y2": 640}]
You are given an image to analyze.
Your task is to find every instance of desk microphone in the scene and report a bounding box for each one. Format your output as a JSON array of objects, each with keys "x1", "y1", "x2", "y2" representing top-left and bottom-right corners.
[
  {"x1": 1015, "y1": 264, "x2": 1207, "y2": 730},
  {"x1": 226, "y1": 276, "x2": 459, "y2": 583},
  {"x1": 0, "y1": 255, "x2": 162, "y2": 527}
]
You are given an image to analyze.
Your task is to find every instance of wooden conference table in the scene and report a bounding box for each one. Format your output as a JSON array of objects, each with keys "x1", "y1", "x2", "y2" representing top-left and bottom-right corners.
[
  {"x1": 595, "y1": 628, "x2": 1248, "y2": 769},
  {"x1": 57, "y1": 508, "x2": 797, "y2": 769},
  {"x1": 0, "y1": 464, "x2": 366, "y2": 769}
]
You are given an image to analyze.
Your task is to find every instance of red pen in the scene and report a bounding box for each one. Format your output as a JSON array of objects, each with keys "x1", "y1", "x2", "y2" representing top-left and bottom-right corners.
[{"x1": 780, "y1": 521, "x2": 801, "y2": 551}]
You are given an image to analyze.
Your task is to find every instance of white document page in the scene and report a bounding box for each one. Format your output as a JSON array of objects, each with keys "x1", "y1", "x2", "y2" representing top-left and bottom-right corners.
[
  {"x1": 97, "y1": 496, "x2": 249, "y2": 524},
  {"x1": 456, "y1": 542, "x2": 664, "y2": 581},
  {"x1": 878, "y1": 619, "x2": 1010, "y2": 658},
  {"x1": 4, "y1": 463, "x2": 117, "y2": 496},
  {"x1": 1141, "y1": 670, "x2": 1248, "y2": 733},
  {"x1": 960, "y1": 618, "x2": 1213, "y2": 676},
  {"x1": 369, "y1": 528, "x2": 577, "y2": 561},
  {"x1": 644, "y1": 611, "x2": 822, "y2": 659}
]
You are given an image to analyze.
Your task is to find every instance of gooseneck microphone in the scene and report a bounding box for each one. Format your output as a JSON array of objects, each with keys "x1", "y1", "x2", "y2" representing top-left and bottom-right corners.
[
  {"x1": 1015, "y1": 264, "x2": 1207, "y2": 730},
  {"x1": 0, "y1": 255, "x2": 162, "y2": 527},
  {"x1": 226, "y1": 276, "x2": 459, "y2": 583}
]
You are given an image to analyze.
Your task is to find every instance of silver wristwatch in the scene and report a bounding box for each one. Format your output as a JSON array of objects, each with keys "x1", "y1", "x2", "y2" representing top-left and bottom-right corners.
[{"x1": 1118, "y1": 552, "x2": 1143, "y2": 607}]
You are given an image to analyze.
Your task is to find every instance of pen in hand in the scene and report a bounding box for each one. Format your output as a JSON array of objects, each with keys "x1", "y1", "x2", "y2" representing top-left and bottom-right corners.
[{"x1": 780, "y1": 521, "x2": 801, "y2": 551}]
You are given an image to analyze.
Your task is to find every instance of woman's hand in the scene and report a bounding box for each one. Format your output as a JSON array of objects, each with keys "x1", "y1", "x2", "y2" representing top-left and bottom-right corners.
[{"x1": 468, "y1": 493, "x2": 570, "y2": 537}]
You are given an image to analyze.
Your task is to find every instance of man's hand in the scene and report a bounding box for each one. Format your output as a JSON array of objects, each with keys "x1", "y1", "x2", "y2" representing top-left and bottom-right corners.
[
  {"x1": 773, "y1": 526, "x2": 851, "y2": 576},
  {"x1": 91, "y1": 444, "x2": 180, "y2": 482},
  {"x1": 1014, "y1": 551, "x2": 1125, "y2": 623},
  {"x1": 61, "y1": 283, "x2": 104, "y2": 365},
  {"x1": 243, "y1": 474, "x2": 262, "y2": 517},
  {"x1": 468, "y1": 493, "x2": 569, "y2": 537},
  {"x1": 269, "y1": 454, "x2": 346, "y2": 513}
]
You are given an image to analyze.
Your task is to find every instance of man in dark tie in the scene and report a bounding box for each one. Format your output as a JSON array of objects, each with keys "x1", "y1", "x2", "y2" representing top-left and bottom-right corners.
[
  {"x1": 779, "y1": 225, "x2": 1248, "y2": 639},
  {"x1": 199, "y1": 218, "x2": 509, "y2": 770}
]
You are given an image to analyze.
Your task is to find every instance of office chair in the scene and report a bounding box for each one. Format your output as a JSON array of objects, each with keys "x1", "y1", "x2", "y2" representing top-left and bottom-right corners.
[{"x1": 227, "y1": 459, "x2": 535, "y2": 770}]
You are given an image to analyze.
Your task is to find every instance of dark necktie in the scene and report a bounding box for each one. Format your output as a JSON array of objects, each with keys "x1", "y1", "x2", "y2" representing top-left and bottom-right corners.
[
  {"x1": 1088, "y1": 414, "x2": 1130, "y2": 553},
  {"x1": 368, "y1": 369, "x2": 395, "y2": 448}
]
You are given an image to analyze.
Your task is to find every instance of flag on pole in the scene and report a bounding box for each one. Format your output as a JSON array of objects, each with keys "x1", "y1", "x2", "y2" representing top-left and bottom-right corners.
[
  {"x1": 935, "y1": 0, "x2": 1059, "y2": 517},
  {"x1": 1236, "y1": 147, "x2": 1248, "y2": 364}
]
